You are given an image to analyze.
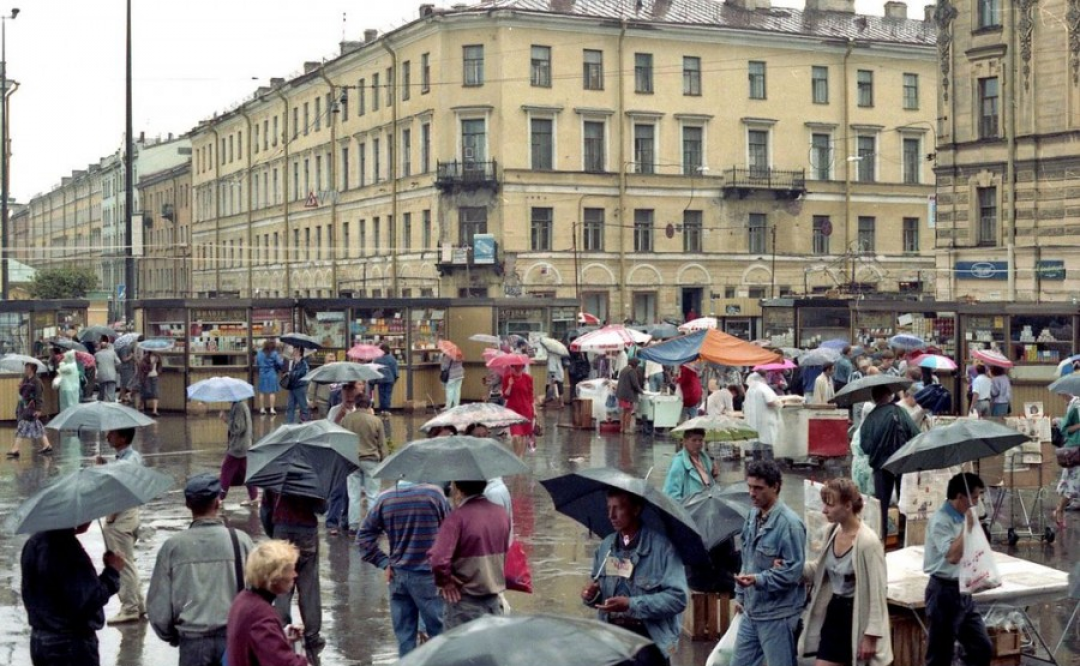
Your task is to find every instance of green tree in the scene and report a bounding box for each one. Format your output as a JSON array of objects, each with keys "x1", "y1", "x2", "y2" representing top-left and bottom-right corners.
[{"x1": 26, "y1": 266, "x2": 100, "y2": 299}]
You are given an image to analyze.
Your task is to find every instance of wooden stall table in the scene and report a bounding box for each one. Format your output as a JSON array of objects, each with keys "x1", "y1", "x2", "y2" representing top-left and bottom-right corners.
[{"x1": 885, "y1": 546, "x2": 1069, "y2": 666}]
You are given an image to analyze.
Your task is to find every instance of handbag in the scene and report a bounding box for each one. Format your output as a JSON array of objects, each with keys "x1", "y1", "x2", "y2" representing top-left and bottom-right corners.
[
  {"x1": 504, "y1": 540, "x2": 533, "y2": 593},
  {"x1": 532, "y1": 419, "x2": 544, "y2": 437},
  {"x1": 439, "y1": 368, "x2": 450, "y2": 384},
  {"x1": 1057, "y1": 446, "x2": 1080, "y2": 469},
  {"x1": 279, "y1": 372, "x2": 293, "y2": 390},
  {"x1": 1052, "y1": 423, "x2": 1067, "y2": 448}
]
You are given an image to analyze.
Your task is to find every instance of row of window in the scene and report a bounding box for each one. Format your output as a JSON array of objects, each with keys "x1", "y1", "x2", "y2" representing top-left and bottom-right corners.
[{"x1": 520, "y1": 206, "x2": 921, "y2": 255}]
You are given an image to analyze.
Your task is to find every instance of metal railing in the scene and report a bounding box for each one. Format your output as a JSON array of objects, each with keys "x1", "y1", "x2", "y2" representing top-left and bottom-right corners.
[
  {"x1": 723, "y1": 166, "x2": 806, "y2": 191},
  {"x1": 435, "y1": 160, "x2": 498, "y2": 188}
]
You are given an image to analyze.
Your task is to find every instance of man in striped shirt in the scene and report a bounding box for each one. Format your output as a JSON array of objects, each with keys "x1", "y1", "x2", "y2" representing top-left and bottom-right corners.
[{"x1": 356, "y1": 482, "x2": 450, "y2": 657}]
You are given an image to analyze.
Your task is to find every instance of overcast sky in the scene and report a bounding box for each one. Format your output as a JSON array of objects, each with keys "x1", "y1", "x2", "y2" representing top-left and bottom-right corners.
[{"x1": 10, "y1": 0, "x2": 897, "y2": 201}]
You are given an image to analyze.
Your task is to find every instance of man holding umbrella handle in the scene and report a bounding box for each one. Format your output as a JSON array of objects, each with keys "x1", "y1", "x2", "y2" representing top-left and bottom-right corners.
[{"x1": 98, "y1": 427, "x2": 147, "y2": 625}]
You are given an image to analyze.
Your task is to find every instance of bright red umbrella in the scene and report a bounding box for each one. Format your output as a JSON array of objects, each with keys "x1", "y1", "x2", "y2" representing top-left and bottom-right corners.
[
  {"x1": 972, "y1": 348, "x2": 1013, "y2": 369},
  {"x1": 347, "y1": 343, "x2": 385, "y2": 362},
  {"x1": 486, "y1": 353, "x2": 531, "y2": 369},
  {"x1": 577, "y1": 312, "x2": 601, "y2": 325},
  {"x1": 75, "y1": 351, "x2": 96, "y2": 368},
  {"x1": 437, "y1": 340, "x2": 464, "y2": 361}
]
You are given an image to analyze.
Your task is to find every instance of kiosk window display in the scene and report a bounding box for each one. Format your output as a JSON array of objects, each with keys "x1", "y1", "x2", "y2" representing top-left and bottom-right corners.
[
  {"x1": 964, "y1": 315, "x2": 1007, "y2": 360},
  {"x1": 303, "y1": 309, "x2": 347, "y2": 353},
  {"x1": 1009, "y1": 314, "x2": 1072, "y2": 364},
  {"x1": 351, "y1": 309, "x2": 407, "y2": 363},
  {"x1": 146, "y1": 308, "x2": 187, "y2": 369},
  {"x1": 798, "y1": 306, "x2": 850, "y2": 347},
  {"x1": 252, "y1": 308, "x2": 293, "y2": 342},
  {"x1": 189, "y1": 309, "x2": 249, "y2": 368},
  {"x1": 410, "y1": 309, "x2": 444, "y2": 366}
]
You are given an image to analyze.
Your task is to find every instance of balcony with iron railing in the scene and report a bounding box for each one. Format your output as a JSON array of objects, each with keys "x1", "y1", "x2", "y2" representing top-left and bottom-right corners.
[
  {"x1": 722, "y1": 166, "x2": 806, "y2": 200},
  {"x1": 435, "y1": 160, "x2": 499, "y2": 193}
]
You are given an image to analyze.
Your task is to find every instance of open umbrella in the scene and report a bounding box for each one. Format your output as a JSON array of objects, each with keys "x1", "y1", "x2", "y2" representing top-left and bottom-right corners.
[
  {"x1": 139, "y1": 338, "x2": 176, "y2": 352},
  {"x1": 578, "y1": 312, "x2": 601, "y2": 326},
  {"x1": 882, "y1": 419, "x2": 1029, "y2": 475},
  {"x1": 798, "y1": 347, "x2": 842, "y2": 367},
  {"x1": 1049, "y1": 374, "x2": 1080, "y2": 397},
  {"x1": 50, "y1": 338, "x2": 86, "y2": 352},
  {"x1": 819, "y1": 338, "x2": 849, "y2": 351},
  {"x1": 540, "y1": 467, "x2": 709, "y2": 566},
  {"x1": 420, "y1": 403, "x2": 530, "y2": 433},
  {"x1": 779, "y1": 347, "x2": 804, "y2": 359},
  {"x1": 683, "y1": 482, "x2": 751, "y2": 550},
  {"x1": 753, "y1": 359, "x2": 796, "y2": 372},
  {"x1": 396, "y1": 613, "x2": 668, "y2": 666},
  {"x1": 75, "y1": 351, "x2": 96, "y2": 368},
  {"x1": 647, "y1": 323, "x2": 681, "y2": 340},
  {"x1": 437, "y1": 339, "x2": 464, "y2": 361},
  {"x1": 830, "y1": 374, "x2": 913, "y2": 408},
  {"x1": 486, "y1": 353, "x2": 531, "y2": 369},
  {"x1": 637, "y1": 329, "x2": 781, "y2": 367},
  {"x1": 114, "y1": 333, "x2": 141, "y2": 349},
  {"x1": 570, "y1": 326, "x2": 647, "y2": 353},
  {"x1": 469, "y1": 334, "x2": 503, "y2": 345},
  {"x1": 0, "y1": 354, "x2": 46, "y2": 373},
  {"x1": 346, "y1": 343, "x2": 385, "y2": 361},
  {"x1": 889, "y1": 334, "x2": 927, "y2": 351},
  {"x1": 373, "y1": 435, "x2": 529, "y2": 482},
  {"x1": 678, "y1": 317, "x2": 718, "y2": 333},
  {"x1": 1055, "y1": 356, "x2": 1080, "y2": 378},
  {"x1": 46, "y1": 401, "x2": 155, "y2": 432},
  {"x1": 245, "y1": 421, "x2": 360, "y2": 499},
  {"x1": 302, "y1": 361, "x2": 383, "y2": 385},
  {"x1": 670, "y1": 415, "x2": 758, "y2": 441},
  {"x1": 918, "y1": 354, "x2": 958, "y2": 372},
  {"x1": 972, "y1": 348, "x2": 1013, "y2": 369},
  {"x1": 280, "y1": 333, "x2": 322, "y2": 350},
  {"x1": 4, "y1": 463, "x2": 174, "y2": 534},
  {"x1": 186, "y1": 377, "x2": 255, "y2": 402},
  {"x1": 79, "y1": 325, "x2": 117, "y2": 342},
  {"x1": 539, "y1": 337, "x2": 569, "y2": 357}
]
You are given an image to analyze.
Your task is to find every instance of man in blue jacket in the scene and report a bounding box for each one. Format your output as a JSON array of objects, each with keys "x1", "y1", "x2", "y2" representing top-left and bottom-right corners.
[
  {"x1": 373, "y1": 344, "x2": 399, "y2": 414},
  {"x1": 732, "y1": 459, "x2": 807, "y2": 666},
  {"x1": 580, "y1": 489, "x2": 688, "y2": 661}
]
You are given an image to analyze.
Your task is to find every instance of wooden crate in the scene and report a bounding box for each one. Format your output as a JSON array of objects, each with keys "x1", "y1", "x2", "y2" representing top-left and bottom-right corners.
[
  {"x1": 681, "y1": 591, "x2": 732, "y2": 641},
  {"x1": 989, "y1": 627, "x2": 1022, "y2": 657},
  {"x1": 889, "y1": 606, "x2": 927, "y2": 666}
]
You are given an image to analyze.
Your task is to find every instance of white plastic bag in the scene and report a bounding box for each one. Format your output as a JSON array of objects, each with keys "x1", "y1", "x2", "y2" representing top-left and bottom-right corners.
[
  {"x1": 959, "y1": 508, "x2": 1001, "y2": 594},
  {"x1": 705, "y1": 613, "x2": 742, "y2": 666}
]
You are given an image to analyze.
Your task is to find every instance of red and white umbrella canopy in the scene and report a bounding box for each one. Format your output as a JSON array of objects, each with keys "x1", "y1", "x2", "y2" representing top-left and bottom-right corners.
[
  {"x1": 347, "y1": 344, "x2": 385, "y2": 362},
  {"x1": 678, "y1": 317, "x2": 718, "y2": 333},
  {"x1": 577, "y1": 312, "x2": 601, "y2": 326},
  {"x1": 570, "y1": 325, "x2": 651, "y2": 353},
  {"x1": 972, "y1": 348, "x2": 1013, "y2": 369}
]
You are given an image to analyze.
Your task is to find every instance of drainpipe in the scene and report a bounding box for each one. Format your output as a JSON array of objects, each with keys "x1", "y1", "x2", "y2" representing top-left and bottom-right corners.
[
  {"x1": 1005, "y1": 1, "x2": 1017, "y2": 300},
  {"x1": 318, "y1": 68, "x2": 340, "y2": 295},
  {"x1": 239, "y1": 106, "x2": 254, "y2": 298},
  {"x1": 209, "y1": 127, "x2": 221, "y2": 295},
  {"x1": 272, "y1": 86, "x2": 292, "y2": 296},
  {"x1": 379, "y1": 38, "x2": 400, "y2": 298},
  {"x1": 617, "y1": 20, "x2": 628, "y2": 321},
  {"x1": 842, "y1": 39, "x2": 853, "y2": 290}
]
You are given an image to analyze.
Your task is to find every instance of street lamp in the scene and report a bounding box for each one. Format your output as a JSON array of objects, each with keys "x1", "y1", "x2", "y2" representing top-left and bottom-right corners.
[{"x1": 0, "y1": 7, "x2": 18, "y2": 301}]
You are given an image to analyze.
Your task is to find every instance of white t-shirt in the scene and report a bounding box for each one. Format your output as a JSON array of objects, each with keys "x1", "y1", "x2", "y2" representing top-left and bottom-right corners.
[
  {"x1": 744, "y1": 381, "x2": 781, "y2": 445},
  {"x1": 971, "y1": 374, "x2": 993, "y2": 401},
  {"x1": 706, "y1": 389, "x2": 734, "y2": 416}
]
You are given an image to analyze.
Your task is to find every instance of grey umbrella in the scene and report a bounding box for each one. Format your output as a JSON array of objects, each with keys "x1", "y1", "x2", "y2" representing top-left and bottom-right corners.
[
  {"x1": 46, "y1": 401, "x2": 156, "y2": 432},
  {"x1": 683, "y1": 482, "x2": 751, "y2": 550},
  {"x1": 647, "y1": 323, "x2": 681, "y2": 340},
  {"x1": 4, "y1": 463, "x2": 174, "y2": 534},
  {"x1": 882, "y1": 419, "x2": 1030, "y2": 475},
  {"x1": 373, "y1": 435, "x2": 529, "y2": 482},
  {"x1": 246, "y1": 421, "x2": 359, "y2": 499},
  {"x1": 419, "y1": 403, "x2": 529, "y2": 433},
  {"x1": 395, "y1": 614, "x2": 668, "y2": 666},
  {"x1": 51, "y1": 338, "x2": 88, "y2": 352},
  {"x1": 78, "y1": 325, "x2": 117, "y2": 342},
  {"x1": 280, "y1": 333, "x2": 323, "y2": 350},
  {"x1": 830, "y1": 374, "x2": 913, "y2": 408},
  {"x1": 799, "y1": 347, "x2": 841, "y2": 367},
  {"x1": 1049, "y1": 374, "x2": 1080, "y2": 396},
  {"x1": 0, "y1": 354, "x2": 46, "y2": 373},
  {"x1": 302, "y1": 361, "x2": 383, "y2": 385}
]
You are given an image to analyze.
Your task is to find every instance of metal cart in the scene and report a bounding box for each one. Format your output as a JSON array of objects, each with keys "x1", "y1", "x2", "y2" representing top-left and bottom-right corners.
[{"x1": 982, "y1": 442, "x2": 1056, "y2": 546}]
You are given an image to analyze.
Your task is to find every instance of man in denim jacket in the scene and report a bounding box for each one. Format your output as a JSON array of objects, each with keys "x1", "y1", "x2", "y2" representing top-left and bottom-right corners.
[
  {"x1": 732, "y1": 460, "x2": 807, "y2": 666},
  {"x1": 581, "y1": 489, "x2": 688, "y2": 660}
]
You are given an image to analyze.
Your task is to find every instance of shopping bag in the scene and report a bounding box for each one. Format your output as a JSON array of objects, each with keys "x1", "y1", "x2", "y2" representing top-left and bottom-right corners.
[
  {"x1": 504, "y1": 540, "x2": 533, "y2": 593},
  {"x1": 1056, "y1": 446, "x2": 1080, "y2": 468},
  {"x1": 959, "y1": 508, "x2": 1001, "y2": 594},
  {"x1": 704, "y1": 612, "x2": 742, "y2": 666}
]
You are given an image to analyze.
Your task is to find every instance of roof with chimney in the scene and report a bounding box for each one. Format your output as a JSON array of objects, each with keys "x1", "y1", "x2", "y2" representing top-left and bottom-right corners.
[{"x1": 454, "y1": 0, "x2": 936, "y2": 46}]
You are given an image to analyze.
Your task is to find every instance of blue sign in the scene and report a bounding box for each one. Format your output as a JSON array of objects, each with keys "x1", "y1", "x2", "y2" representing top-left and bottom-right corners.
[
  {"x1": 473, "y1": 234, "x2": 496, "y2": 265},
  {"x1": 117, "y1": 284, "x2": 126, "y2": 299},
  {"x1": 1037, "y1": 260, "x2": 1066, "y2": 281},
  {"x1": 955, "y1": 261, "x2": 1008, "y2": 280}
]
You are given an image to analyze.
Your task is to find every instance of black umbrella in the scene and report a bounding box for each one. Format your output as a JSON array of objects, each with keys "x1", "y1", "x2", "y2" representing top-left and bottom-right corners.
[
  {"x1": 245, "y1": 421, "x2": 359, "y2": 499},
  {"x1": 540, "y1": 467, "x2": 709, "y2": 567},
  {"x1": 280, "y1": 333, "x2": 322, "y2": 350},
  {"x1": 882, "y1": 419, "x2": 1029, "y2": 475},
  {"x1": 395, "y1": 614, "x2": 667, "y2": 666},
  {"x1": 830, "y1": 374, "x2": 912, "y2": 408},
  {"x1": 51, "y1": 338, "x2": 88, "y2": 352},
  {"x1": 373, "y1": 435, "x2": 529, "y2": 482},
  {"x1": 682, "y1": 482, "x2": 751, "y2": 550}
]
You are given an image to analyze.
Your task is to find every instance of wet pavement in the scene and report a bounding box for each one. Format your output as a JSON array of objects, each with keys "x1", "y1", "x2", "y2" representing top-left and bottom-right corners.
[{"x1": 1, "y1": 408, "x2": 1078, "y2": 666}]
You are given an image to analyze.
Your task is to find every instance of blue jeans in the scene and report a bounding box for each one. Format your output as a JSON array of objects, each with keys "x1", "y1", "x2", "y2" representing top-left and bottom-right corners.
[
  {"x1": 389, "y1": 568, "x2": 444, "y2": 656},
  {"x1": 31, "y1": 631, "x2": 99, "y2": 666},
  {"x1": 649, "y1": 374, "x2": 664, "y2": 392},
  {"x1": 326, "y1": 480, "x2": 348, "y2": 530},
  {"x1": 178, "y1": 632, "x2": 226, "y2": 666},
  {"x1": 991, "y1": 402, "x2": 1010, "y2": 417},
  {"x1": 731, "y1": 613, "x2": 800, "y2": 666},
  {"x1": 347, "y1": 461, "x2": 382, "y2": 530},
  {"x1": 286, "y1": 386, "x2": 308, "y2": 423},
  {"x1": 377, "y1": 382, "x2": 394, "y2": 411}
]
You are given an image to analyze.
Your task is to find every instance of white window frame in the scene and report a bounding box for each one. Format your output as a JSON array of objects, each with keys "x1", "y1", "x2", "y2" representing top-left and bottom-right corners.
[
  {"x1": 576, "y1": 109, "x2": 613, "y2": 173},
  {"x1": 742, "y1": 118, "x2": 776, "y2": 174},
  {"x1": 454, "y1": 107, "x2": 493, "y2": 164},
  {"x1": 900, "y1": 130, "x2": 925, "y2": 185},
  {"x1": 523, "y1": 106, "x2": 562, "y2": 172},
  {"x1": 628, "y1": 111, "x2": 663, "y2": 175}
]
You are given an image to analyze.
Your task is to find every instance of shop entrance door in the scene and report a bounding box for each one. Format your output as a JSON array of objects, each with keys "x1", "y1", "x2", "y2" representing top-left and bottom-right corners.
[{"x1": 681, "y1": 287, "x2": 703, "y2": 321}]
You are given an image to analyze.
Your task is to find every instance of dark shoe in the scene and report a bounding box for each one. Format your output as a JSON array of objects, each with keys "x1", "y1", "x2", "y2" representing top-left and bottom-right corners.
[
  {"x1": 38, "y1": 447, "x2": 53, "y2": 455},
  {"x1": 5, "y1": 450, "x2": 19, "y2": 458}
]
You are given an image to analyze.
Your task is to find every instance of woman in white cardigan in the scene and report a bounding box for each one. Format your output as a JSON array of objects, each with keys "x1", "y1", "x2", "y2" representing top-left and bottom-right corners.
[{"x1": 799, "y1": 478, "x2": 893, "y2": 666}]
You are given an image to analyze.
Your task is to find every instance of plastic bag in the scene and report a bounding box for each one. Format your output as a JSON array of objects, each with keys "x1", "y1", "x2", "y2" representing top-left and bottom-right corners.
[
  {"x1": 959, "y1": 508, "x2": 1001, "y2": 594},
  {"x1": 705, "y1": 613, "x2": 742, "y2": 666}
]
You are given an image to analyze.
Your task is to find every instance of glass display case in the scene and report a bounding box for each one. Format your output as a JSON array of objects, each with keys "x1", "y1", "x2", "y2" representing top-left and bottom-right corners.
[
  {"x1": 145, "y1": 307, "x2": 187, "y2": 369},
  {"x1": 761, "y1": 304, "x2": 796, "y2": 346},
  {"x1": 410, "y1": 308, "x2": 445, "y2": 366},
  {"x1": 853, "y1": 311, "x2": 894, "y2": 347},
  {"x1": 252, "y1": 308, "x2": 293, "y2": 342},
  {"x1": 351, "y1": 308, "x2": 407, "y2": 363},
  {"x1": 497, "y1": 307, "x2": 545, "y2": 337},
  {"x1": 905, "y1": 312, "x2": 958, "y2": 358},
  {"x1": 188, "y1": 308, "x2": 249, "y2": 368},
  {"x1": 302, "y1": 309, "x2": 347, "y2": 354},
  {"x1": 798, "y1": 306, "x2": 850, "y2": 348},
  {"x1": 963, "y1": 314, "x2": 1007, "y2": 362},
  {"x1": 1009, "y1": 314, "x2": 1073, "y2": 364}
]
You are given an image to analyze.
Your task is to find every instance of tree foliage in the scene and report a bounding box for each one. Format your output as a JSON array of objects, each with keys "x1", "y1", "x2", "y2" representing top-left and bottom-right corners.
[{"x1": 26, "y1": 266, "x2": 101, "y2": 299}]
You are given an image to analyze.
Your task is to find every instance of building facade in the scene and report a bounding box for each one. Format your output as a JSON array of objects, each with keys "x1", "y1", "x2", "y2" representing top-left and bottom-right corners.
[
  {"x1": 137, "y1": 162, "x2": 192, "y2": 299},
  {"x1": 187, "y1": 0, "x2": 938, "y2": 321},
  {"x1": 933, "y1": 0, "x2": 1080, "y2": 301}
]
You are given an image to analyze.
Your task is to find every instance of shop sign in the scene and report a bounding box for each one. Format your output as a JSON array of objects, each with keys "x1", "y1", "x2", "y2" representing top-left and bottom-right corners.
[
  {"x1": 452, "y1": 248, "x2": 470, "y2": 264},
  {"x1": 192, "y1": 309, "x2": 244, "y2": 321},
  {"x1": 955, "y1": 261, "x2": 1008, "y2": 280},
  {"x1": 473, "y1": 234, "x2": 496, "y2": 264},
  {"x1": 552, "y1": 306, "x2": 577, "y2": 321},
  {"x1": 1036, "y1": 260, "x2": 1066, "y2": 281},
  {"x1": 498, "y1": 308, "x2": 543, "y2": 322}
]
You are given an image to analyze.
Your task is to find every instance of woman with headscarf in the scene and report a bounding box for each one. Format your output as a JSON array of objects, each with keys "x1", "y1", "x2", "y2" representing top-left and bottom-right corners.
[
  {"x1": 56, "y1": 349, "x2": 81, "y2": 414},
  {"x1": 502, "y1": 363, "x2": 534, "y2": 457},
  {"x1": 8, "y1": 362, "x2": 52, "y2": 457},
  {"x1": 138, "y1": 351, "x2": 161, "y2": 416}
]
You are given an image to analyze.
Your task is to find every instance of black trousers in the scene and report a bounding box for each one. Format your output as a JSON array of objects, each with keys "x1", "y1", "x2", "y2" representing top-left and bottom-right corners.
[
  {"x1": 31, "y1": 630, "x2": 99, "y2": 666},
  {"x1": 925, "y1": 576, "x2": 992, "y2": 666},
  {"x1": 873, "y1": 468, "x2": 902, "y2": 537}
]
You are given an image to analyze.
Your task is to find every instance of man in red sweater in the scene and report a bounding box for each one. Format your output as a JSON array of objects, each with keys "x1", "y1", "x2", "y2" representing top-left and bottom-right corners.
[{"x1": 677, "y1": 365, "x2": 703, "y2": 422}]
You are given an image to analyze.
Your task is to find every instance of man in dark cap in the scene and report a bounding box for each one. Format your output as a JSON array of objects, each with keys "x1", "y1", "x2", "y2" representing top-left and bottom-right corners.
[{"x1": 147, "y1": 473, "x2": 254, "y2": 666}]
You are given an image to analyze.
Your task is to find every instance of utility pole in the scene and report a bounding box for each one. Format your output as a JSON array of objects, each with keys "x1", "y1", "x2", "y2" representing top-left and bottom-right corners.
[
  {"x1": 124, "y1": 0, "x2": 135, "y2": 321},
  {"x1": 0, "y1": 7, "x2": 18, "y2": 301}
]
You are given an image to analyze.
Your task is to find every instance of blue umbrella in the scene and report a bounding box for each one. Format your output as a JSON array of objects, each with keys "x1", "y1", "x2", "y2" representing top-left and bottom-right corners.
[
  {"x1": 1049, "y1": 374, "x2": 1080, "y2": 396},
  {"x1": 799, "y1": 347, "x2": 841, "y2": 367},
  {"x1": 890, "y1": 334, "x2": 927, "y2": 351},
  {"x1": 187, "y1": 376, "x2": 255, "y2": 402},
  {"x1": 138, "y1": 338, "x2": 175, "y2": 351},
  {"x1": 114, "y1": 333, "x2": 141, "y2": 349},
  {"x1": 820, "y1": 339, "x2": 849, "y2": 351}
]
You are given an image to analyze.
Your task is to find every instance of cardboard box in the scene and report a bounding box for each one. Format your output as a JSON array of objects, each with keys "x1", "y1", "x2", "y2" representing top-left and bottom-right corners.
[
  {"x1": 988, "y1": 627, "x2": 1022, "y2": 657},
  {"x1": 681, "y1": 591, "x2": 732, "y2": 641}
]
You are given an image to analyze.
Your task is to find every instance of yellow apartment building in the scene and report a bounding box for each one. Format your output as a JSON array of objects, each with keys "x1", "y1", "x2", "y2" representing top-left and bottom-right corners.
[
  {"x1": 190, "y1": 0, "x2": 938, "y2": 321},
  {"x1": 21, "y1": 165, "x2": 103, "y2": 279},
  {"x1": 933, "y1": 0, "x2": 1080, "y2": 301},
  {"x1": 137, "y1": 162, "x2": 193, "y2": 298}
]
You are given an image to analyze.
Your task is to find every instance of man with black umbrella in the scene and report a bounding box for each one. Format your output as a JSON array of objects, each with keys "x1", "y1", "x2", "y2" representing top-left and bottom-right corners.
[
  {"x1": 860, "y1": 384, "x2": 920, "y2": 538},
  {"x1": 580, "y1": 489, "x2": 688, "y2": 662}
]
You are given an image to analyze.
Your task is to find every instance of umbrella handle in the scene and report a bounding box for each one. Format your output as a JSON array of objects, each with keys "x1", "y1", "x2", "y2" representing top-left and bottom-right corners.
[
  {"x1": 592, "y1": 545, "x2": 614, "y2": 580},
  {"x1": 97, "y1": 518, "x2": 111, "y2": 552}
]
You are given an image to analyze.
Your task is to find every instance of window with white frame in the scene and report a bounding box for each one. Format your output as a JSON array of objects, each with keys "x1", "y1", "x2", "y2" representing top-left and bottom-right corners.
[
  {"x1": 583, "y1": 120, "x2": 606, "y2": 173},
  {"x1": 748, "y1": 129, "x2": 769, "y2": 177},
  {"x1": 857, "y1": 70, "x2": 874, "y2": 107},
  {"x1": 858, "y1": 216, "x2": 876, "y2": 252},
  {"x1": 464, "y1": 45, "x2": 484, "y2": 86},
  {"x1": 634, "y1": 209, "x2": 654, "y2": 252},
  {"x1": 811, "y1": 132, "x2": 832, "y2": 180},
  {"x1": 583, "y1": 50, "x2": 604, "y2": 90},
  {"x1": 683, "y1": 57, "x2": 701, "y2": 96},
  {"x1": 748, "y1": 213, "x2": 767, "y2": 254},
  {"x1": 902, "y1": 137, "x2": 920, "y2": 184},
  {"x1": 583, "y1": 208, "x2": 604, "y2": 251},
  {"x1": 461, "y1": 118, "x2": 487, "y2": 164},
  {"x1": 633, "y1": 123, "x2": 656, "y2": 174},
  {"x1": 856, "y1": 135, "x2": 876, "y2": 182},
  {"x1": 812, "y1": 216, "x2": 831, "y2": 255},
  {"x1": 531, "y1": 207, "x2": 553, "y2": 251},
  {"x1": 635, "y1": 53, "x2": 653, "y2": 93},
  {"x1": 683, "y1": 125, "x2": 703, "y2": 175},
  {"x1": 683, "y1": 210, "x2": 703, "y2": 253},
  {"x1": 903, "y1": 217, "x2": 919, "y2": 253},
  {"x1": 903, "y1": 73, "x2": 919, "y2": 110},
  {"x1": 531, "y1": 118, "x2": 554, "y2": 170},
  {"x1": 749, "y1": 61, "x2": 766, "y2": 99},
  {"x1": 531, "y1": 46, "x2": 552, "y2": 87},
  {"x1": 812, "y1": 66, "x2": 828, "y2": 104}
]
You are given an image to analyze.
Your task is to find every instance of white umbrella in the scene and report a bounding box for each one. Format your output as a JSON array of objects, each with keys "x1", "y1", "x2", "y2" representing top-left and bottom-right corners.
[
  {"x1": 569, "y1": 325, "x2": 650, "y2": 353},
  {"x1": 678, "y1": 317, "x2": 718, "y2": 333},
  {"x1": 0, "y1": 354, "x2": 46, "y2": 373},
  {"x1": 539, "y1": 337, "x2": 570, "y2": 357}
]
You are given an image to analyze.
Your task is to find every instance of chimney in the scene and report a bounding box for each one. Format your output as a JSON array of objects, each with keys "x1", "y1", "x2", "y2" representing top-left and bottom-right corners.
[
  {"x1": 256, "y1": 85, "x2": 271, "y2": 97},
  {"x1": 727, "y1": 0, "x2": 771, "y2": 9},
  {"x1": 270, "y1": 77, "x2": 285, "y2": 87},
  {"x1": 420, "y1": 3, "x2": 435, "y2": 17},
  {"x1": 804, "y1": 0, "x2": 854, "y2": 12},
  {"x1": 303, "y1": 61, "x2": 321, "y2": 74},
  {"x1": 884, "y1": 1, "x2": 907, "y2": 18},
  {"x1": 364, "y1": 29, "x2": 378, "y2": 43},
  {"x1": 340, "y1": 40, "x2": 363, "y2": 55},
  {"x1": 924, "y1": 4, "x2": 934, "y2": 21},
  {"x1": 139, "y1": 131, "x2": 145, "y2": 143}
]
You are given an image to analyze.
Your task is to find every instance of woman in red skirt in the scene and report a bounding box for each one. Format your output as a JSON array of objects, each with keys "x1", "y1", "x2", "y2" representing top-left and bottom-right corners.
[{"x1": 503, "y1": 364, "x2": 535, "y2": 457}]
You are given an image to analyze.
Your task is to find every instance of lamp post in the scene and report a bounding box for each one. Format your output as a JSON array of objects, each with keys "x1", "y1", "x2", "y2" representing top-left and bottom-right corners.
[
  {"x1": 123, "y1": 0, "x2": 134, "y2": 321},
  {"x1": 0, "y1": 7, "x2": 18, "y2": 301}
]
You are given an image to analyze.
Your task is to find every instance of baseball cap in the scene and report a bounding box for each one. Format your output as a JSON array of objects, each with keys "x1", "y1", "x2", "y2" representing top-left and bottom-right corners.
[{"x1": 184, "y1": 473, "x2": 222, "y2": 502}]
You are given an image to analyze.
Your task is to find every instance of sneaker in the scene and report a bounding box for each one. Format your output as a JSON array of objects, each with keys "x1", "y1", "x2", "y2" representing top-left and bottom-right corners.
[
  {"x1": 260, "y1": 408, "x2": 267, "y2": 415},
  {"x1": 269, "y1": 409, "x2": 277, "y2": 415},
  {"x1": 107, "y1": 611, "x2": 142, "y2": 625}
]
